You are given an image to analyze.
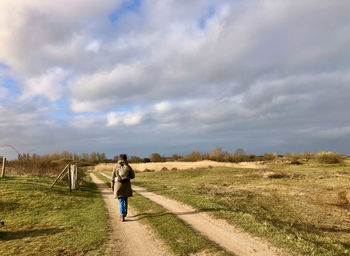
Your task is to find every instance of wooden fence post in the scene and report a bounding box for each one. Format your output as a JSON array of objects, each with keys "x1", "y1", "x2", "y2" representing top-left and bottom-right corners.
[
  {"x1": 69, "y1": 164, "x2": 77, "y2": 190},
  {"x1": 1, "y1": 157, "x2": 6, "y2": 178},
  {"x1": 68, "y1": 165, "x2": 72, "y2": 192},
  {"x1": 50, "y1": 164, "x2": 78, "y2": 191}
]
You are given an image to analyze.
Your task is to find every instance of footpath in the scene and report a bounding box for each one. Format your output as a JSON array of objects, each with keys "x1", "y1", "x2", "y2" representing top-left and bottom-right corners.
[
  {"x1": 99, "y1": 172, "x2": 284, "y2": 256},
  {"x1": 90, "y1": 173, "x2": 171, "y2": 256}
]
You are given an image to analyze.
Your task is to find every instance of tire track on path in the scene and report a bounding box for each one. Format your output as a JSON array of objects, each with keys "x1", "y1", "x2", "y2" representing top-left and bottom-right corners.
[
  {"x1": 100, "y1": 172, "x2": 285, "y2": 256},
  {"x1": 90, "y1": 173, "x2": 171, "y2": 256}
]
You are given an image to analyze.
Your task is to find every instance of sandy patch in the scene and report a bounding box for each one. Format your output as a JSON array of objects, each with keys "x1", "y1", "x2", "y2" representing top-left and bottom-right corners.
[{"x1": 94, "y1": 160, "x2": 265, "y2": 172}]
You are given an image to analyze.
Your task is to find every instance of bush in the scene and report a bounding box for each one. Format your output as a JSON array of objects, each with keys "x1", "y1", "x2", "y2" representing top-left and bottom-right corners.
[
  {"x1": 315, "y1": 152, "x2": 343, "y2": 164},
  {"x1": 263, "y1": 152, "x2": 277, "y2": 161},
  {"x1": 149, "y1": 153, "x2": 162, "y2": 162},
  {"x1": 184, "y1": 151, "x2": 202, "y2": 161},
  {"x1": 284, "y1": 153, "x2": 300, "y2": 162},
  {"x1": 130, "y1": 155, "x2": 143, "y2": 163}
]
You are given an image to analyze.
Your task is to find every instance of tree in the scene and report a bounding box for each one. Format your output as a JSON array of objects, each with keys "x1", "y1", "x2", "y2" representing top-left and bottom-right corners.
[
  {"x1": 130, "y1": 155, "x2": 143, "y2": 163},
  {"x1": 184, "y1": 151, "x2": 202, "y2": 161},
  {"x1": 263, "y1": 152, "x2": 277, "y2": 161},
  {"x1": 81, "y1": 153, "x2": 89, "y2": 161},
  {"x1": 172, "y1": 154, "x2": 182, "y2": 161},
  {"x1": 73, "y1": 153, "x2": 80, "y2": 161},
  {"x1": 210, "y1": 146, "x2": 223, "y2": 161},
  {"x1": 150, "y1": 153, "x2": 162, "y2": 162},
  {"x1": 234, "y1": 148, "x2": 245, "y2": 156},
  {"x1": 90, "y1": 152, "x2": 97, "y2": 162},
  {"x1": 61, "y1": 151, "x2": 72, "y2": 160}
]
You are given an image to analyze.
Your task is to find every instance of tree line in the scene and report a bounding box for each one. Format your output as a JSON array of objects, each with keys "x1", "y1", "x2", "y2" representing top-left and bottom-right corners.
[
  {"x1": 133, "y1": 147, "x2": 277, "y2": 163},
  {"x1": 2, "y1": 147, "x2": 345, "y2": 166},
  {"x1": 17, "y1": 151, "x2": 107, "y2": 164}
]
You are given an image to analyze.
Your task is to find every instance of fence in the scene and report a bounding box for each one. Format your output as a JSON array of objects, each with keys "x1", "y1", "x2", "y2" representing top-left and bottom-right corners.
[
  {"x1": 1, "y1": 157, "x2": 6, "y2": 178},
  {"x1": 50, "y1": 164, "x2": 78, "y2": 192}
]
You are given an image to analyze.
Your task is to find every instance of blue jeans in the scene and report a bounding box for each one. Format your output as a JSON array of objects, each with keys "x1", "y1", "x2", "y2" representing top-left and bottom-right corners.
[{"x1": 118, "y1": 197, "x2": 128, "y2": 217}]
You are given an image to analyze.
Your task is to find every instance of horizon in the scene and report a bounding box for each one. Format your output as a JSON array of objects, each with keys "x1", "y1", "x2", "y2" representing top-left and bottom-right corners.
[{"x1": 1, "y1": 1, "x2": 350, "y2": 159}]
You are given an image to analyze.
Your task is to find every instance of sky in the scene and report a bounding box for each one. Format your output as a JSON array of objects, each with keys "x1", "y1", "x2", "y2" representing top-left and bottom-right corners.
[{"x1": 0, "y1": 0, "x2": 350, "y2": 159}]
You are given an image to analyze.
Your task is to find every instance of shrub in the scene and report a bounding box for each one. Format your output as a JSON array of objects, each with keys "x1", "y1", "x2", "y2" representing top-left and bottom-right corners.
[
  {"x1": 143, "y1": 158, "x2": 151, "y2": 163},
  {"x1": 184, "y1": 150, "x2": 202, "y2": 161},
  {"x1": 315, "y1": 152, "x2": 343, "y2": 164},
  {"x1": 284, "y1": 153, "x2": 300, "y2": 162},
  {"x1": 130, "y1": 155, "x2": 143, "y2": 163},
  {"x1": 150, "y1": 153, "x2": 162, "y2": 162},
  {"x1": 245, "y1": 154, "x2": 257, "y2": 161},
  {"x1": 263, "y1": 152, "x2": 277, "y2": 161}
]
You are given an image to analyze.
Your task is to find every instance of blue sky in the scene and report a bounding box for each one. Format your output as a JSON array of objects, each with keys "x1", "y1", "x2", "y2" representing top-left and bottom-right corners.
[
  {"x1": 109, "y1": 0, "x2": 142, "y2": 22},
  {"x1": 0, "y1": 0, "x2": 350, "y2": 159}
]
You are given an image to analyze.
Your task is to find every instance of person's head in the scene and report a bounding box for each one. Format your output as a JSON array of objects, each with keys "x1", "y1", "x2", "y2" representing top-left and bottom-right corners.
[
  {"x1": 118, "y1": 154, "x2": 127, "y2": 161},
  {"x1": 118, "y1": 154, "x2": 127, "y2": 165}
]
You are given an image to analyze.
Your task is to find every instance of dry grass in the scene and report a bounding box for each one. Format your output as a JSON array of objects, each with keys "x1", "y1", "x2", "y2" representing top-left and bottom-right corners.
[
  {"x1": 93, "y1": 160, "x2": 266, "y2": 172},
  {"x1": 5, "y1": 161, "x2": 67, "y2": 177},
  {"x1": 131, "y1": 162, "x2": 350, "y2": 256}
]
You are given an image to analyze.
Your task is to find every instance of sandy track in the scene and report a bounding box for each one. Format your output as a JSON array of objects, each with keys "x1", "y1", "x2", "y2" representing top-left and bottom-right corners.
[
  {"x1": 99, "y1": 172, "x2": 284, "y2": 256},
  {"x1": 90, "y1": 173, "x2": 171, "y2": 256}
]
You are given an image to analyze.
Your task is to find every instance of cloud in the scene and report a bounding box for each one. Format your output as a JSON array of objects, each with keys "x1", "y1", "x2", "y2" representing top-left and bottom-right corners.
[
  {"x1": 1, "y1": 0, "x2": 350, "y2": 157},
  {"x1": 85, "y1": 40, "x2": 101, "y2": 53},
  {"x1": 19, "y1": 67, "x2": 69, "y2": 102},
  {"x1": 154, "y1": 101, "x2": 172, "y2": 113},
  {"x1": 107, "y1": 111, "x2": 142, "y2": 126},
  {"x1": 0, "y1": 0, "x2": 124, "y2": 74},
  {"x1": 316, "y1": 126, "x2": 350, "y2": 139},
  {"x1": 67, "y1": 0, "x2": 350, "y2": 114}
]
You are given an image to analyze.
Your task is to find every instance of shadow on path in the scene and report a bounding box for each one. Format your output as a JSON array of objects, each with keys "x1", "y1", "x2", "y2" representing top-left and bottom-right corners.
[{"x1": 127, "y1": 208, "x2": 220, "y2": 222}]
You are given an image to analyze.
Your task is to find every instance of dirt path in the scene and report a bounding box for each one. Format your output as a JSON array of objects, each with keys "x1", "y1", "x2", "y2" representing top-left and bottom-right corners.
[
  {"x1": 90, "y1": 173, "x2": 171, "y2": 256},
  {"x1": 100, "y1": 172, "x2": 285, "y2": 256}
]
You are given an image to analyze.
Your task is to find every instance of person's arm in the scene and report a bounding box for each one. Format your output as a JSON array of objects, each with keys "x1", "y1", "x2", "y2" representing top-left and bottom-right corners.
[
  {"x1": 111, "y1": 167, "x2": 116, "y2": 181},
  {"x1": 129, "y1": 166, "x2": 135, "y2": 179}
]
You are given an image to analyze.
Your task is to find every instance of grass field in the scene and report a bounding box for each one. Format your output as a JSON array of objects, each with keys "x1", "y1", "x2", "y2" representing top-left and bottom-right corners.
[
  {"x1": 0, "y1": 175, "x2": 108, "y2": 256},
  {"x1": 94, "y1": 172, "x2": 231, "y2": 256},
  {"x1": 104, "y1": 162, "x2": 350, "y2": 256}
]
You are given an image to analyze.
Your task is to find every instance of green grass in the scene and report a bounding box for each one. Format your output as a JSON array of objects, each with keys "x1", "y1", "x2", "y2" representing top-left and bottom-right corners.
[
  {"x1": 122, "y1": 163, "x2": 350, "y2": 256},
  {"x1": 0, "y1": 175, "x2": 108, "y2": 256},
  {"x1": 94, "y1": 172, "x2": 232, "y2": 256}
]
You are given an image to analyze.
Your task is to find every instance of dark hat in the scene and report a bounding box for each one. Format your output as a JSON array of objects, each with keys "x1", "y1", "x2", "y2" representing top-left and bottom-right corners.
[{"x1": 118, "y1": 154, "x2": 127, "y2": 160}]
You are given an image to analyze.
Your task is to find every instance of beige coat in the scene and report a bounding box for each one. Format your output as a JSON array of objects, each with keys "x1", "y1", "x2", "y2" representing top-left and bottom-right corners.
[{"x1": 111, "y1": 161, "x2": 135, "y2": 198}]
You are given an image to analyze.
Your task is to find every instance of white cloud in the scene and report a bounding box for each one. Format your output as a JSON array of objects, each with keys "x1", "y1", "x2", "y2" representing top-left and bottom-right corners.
[
  {"x1": 155, "y1": 101, "x2": 172, "y2": 113},
  {"x1": 107, "y1": 111, "x2": 143, "y2": 126},
  {"x1": 19, "y1": 67, "x2": 68, "y2": 102},
  {"x1": 1, "y1": 0, "x2": 350, "y2": 156},
  {"x1": 124, "y1": 113, "x2": 142, "y2": 126},
  {"x1": 85, "y1": 40, "x2": 101, "y2": 53},
  {"x1": 0, "y1": 0, "x2": 123, "y2": 75}
]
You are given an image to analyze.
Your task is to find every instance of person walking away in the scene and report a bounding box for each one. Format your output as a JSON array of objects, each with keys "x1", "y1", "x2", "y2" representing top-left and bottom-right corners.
[{"x1": 111, "y1": 154, "x2": 135, "y2": 222}]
